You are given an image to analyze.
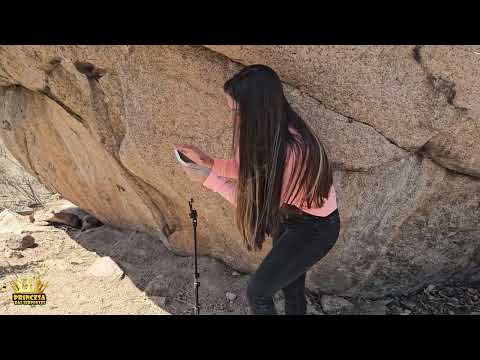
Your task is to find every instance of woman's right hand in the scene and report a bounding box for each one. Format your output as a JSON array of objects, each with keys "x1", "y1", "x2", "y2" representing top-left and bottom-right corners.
[{"x1": 174, "y1": 144, "x2": 214, "y2": 169}]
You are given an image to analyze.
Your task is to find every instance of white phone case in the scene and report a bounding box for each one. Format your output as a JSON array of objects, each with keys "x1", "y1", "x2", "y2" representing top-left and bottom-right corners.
[{"x1": 174, "y1": 149, "x2": 193, "y2": 166}]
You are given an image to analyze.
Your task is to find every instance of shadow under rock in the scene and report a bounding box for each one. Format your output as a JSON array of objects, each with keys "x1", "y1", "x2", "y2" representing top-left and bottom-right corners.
[{"x1": 70, "y1": 224, "x2": 250, "y2": 315}]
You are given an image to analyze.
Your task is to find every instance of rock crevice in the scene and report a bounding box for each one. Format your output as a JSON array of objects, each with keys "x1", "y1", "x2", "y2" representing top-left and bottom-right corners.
[{"x1": 413, "y1": 45, "x2": 469, "y2": 112}]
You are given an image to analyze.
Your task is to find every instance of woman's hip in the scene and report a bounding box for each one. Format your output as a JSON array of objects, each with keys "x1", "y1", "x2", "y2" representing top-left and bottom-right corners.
[
  {"x1": 280, "y1": 205, "x2": 340, "y2": 231},
  {"x1": 272, "y1": 206, "x2": 340, "y2": 248}
]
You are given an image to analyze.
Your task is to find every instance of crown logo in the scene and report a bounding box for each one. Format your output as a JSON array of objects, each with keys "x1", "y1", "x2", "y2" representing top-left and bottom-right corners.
[{"x1": 10, "y1": 276, "x2": 48, "y2": 294}]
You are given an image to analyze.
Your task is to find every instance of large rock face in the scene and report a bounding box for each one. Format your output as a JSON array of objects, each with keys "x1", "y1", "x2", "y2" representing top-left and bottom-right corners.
[{"x1": 0, "y1": 45, "x2": 479, "y2": 298}]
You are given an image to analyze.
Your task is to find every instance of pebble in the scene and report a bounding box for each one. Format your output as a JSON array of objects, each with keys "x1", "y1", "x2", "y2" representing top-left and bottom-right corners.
[
  {"x1": 320, "y1": 295, "x2": 354, "y2": 314},
  {"x1": 6, "y1": 234, "x2": 36, "y2": 250},
  {"x1": 12, "y1": 206, "x2": 34, "y2": 216},
  {"x1": 425, "y1": 284, "x2": 436, "y2": 293},
  {"x1": 87, "y1": 256, "x2": 124, "y2": 280},
  {"x1": 307, "y1": 304, "x2": 323, "y2": 315},
  {"x1": 400, "y1": 309, "x2": 412, "y2": 315},
  {"x1": 400, "y1": 300, "x2": 417, "y2": 310},
  {"x1": 356, "y1": 299, "x2": 389, "y2": 315},
  {"x1": 144, "y1": 275, "x2": 170, "y2": 297},
  {"x1": 151, "y1": 296, "x2": 167, "y2": 307},
  {"x1": 226, "y1": 292, "x2": 237, "y2": 301},
  {"x1": 231, "y1": 271, "x2": 241, "y2": 277},
  {"x1": 4, "y1": 248, "x2": 24, "y2": 259}
]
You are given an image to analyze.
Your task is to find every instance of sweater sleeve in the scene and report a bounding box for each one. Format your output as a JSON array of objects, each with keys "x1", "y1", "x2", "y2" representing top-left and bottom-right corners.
[
  {"x1": 202, "y1": 170, "x2": 237, "y2": 205},
  {"x1": 211, "y1": 159, "x2": 239, "y2": 179},
  {"x1": 210, "y1": 146, "x2": 240, "y2": 179}
]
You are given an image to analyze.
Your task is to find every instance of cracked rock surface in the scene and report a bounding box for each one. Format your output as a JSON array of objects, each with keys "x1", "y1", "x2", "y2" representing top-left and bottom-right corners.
[{"x1": 0, "y1": 45, "x2": 479, "y2": 297}]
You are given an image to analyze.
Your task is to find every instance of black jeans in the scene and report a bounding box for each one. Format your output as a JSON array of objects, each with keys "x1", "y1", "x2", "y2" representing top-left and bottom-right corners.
[{"x1": 247, "y1": 208, "x2": 341, "y2": 315}]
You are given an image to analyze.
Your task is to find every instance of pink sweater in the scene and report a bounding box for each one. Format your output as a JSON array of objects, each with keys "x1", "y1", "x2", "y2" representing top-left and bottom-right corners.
[{"x1": 202, "y1": 127, "x2": 337, "y2": 217}]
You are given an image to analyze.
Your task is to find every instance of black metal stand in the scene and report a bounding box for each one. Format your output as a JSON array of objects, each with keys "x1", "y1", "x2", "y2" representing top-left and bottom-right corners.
[{"x1": 188, "y1": 198, "x2": 200, "y2": 315}]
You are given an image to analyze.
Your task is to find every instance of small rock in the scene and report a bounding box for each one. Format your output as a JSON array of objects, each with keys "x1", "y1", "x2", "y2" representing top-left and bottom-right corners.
[
  {"x1": 449, "y1": 297, "x2": 460, "y2": 305},
  {"x1": 226, "y1": 292, "x2": 237, "y2": 301},
  {"x1": 389, "y1": 305, "x2": 404, "y2": 315},
  {"x1": 4, "y1": 249, "x2": 24, "y2": 259},
  {"x1": 32, "y1": 200, "x2": 87, "y2": 225},
  {"x1": 145, "y1": 275, "x2": 171, "y2": 297},
  {"x1": 34, "y1": 207, "x2": 82, "y2": 228},
  {"x1": 231, "y1": 271, "x2": 241, "y2": 277},
  {"x1": 320, "y1": 295, "x2": 354, "y2": 314},
  {"x1": 81, "y1": 215, "x2": 103, "y2": 232},
  {"x1": 356, "y1": 299, "x2": 390, "y2": 315},
  {"x1": 400, "y1": 309, "x2": 412, "y2": 315},
  {"x1": 158, "y1": 297, "x2": 167, "y2": 306},
  {"x1": 307, "y1": 303, "x2": 323, "y2": 315},
  {"x1": 425, "y1": 284, "x2": 436, "y2": 293},
  {"x1": 6, "y1": 234, "x2": 36, "y2": 250},
  {"x1": 0, "y1": 209, "x2": 31, "y2": 234},
  {"x1": 151, "y1": 296, "x2": 167, "y2": 307},
  {"x1": 28, "y1": 202, "x2": 43, "y2": 208},
  {"x1": 400, "y1": 299, "x2": 417, "y2": 310},
  {"x1": 448, "y1": 310, "x2": 455, "y2": 315},
  {"x1": 12, "y1": 206, "x2": 34, "y2": 216},
  {"x1": 274, "y1": 298, "x2": 285, "y2": 314},
  {"x1": 87, "y1": 256, "x2": 124, "y2": 279},
  {"x1": 48, "y1": 212, "x2": 82, "y2": 228}
]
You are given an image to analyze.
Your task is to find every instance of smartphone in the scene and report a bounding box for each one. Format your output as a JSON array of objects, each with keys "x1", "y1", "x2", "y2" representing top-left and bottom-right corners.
[{"x1": 174, "y1": 149, "x2": 197, "y2": 166}]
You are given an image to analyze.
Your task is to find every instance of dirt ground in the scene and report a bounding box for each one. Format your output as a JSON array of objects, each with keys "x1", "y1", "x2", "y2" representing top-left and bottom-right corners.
[{"x1": 0, "y1": 223, "x2": 168, "y2": 315}]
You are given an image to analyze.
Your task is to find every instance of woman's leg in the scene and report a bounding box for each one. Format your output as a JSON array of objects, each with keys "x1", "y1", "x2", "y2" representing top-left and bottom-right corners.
[
  {"x1": 276, "y1": 223, "x2": 307, "y2": 315},
  {"x1": 247, "y1": 212, "x2": 340, "y2": 315},
  {"x1": 282, "y1": 273, "x2": 307, "y2": 315}
]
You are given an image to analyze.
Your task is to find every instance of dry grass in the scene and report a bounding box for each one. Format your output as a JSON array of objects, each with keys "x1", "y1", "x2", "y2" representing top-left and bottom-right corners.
[{"x1": 0, "y1": 143, "x2": 54, "y2": 211}]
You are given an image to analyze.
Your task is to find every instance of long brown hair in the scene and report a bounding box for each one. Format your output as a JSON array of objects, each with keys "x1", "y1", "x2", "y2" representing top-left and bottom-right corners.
[{"x1": 223, "y1": 65, "x2": 332, "y2": 251}]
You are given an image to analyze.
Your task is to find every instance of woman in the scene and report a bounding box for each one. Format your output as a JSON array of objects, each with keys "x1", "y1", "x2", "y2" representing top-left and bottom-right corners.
[{"x1": 175, "y1": 64, "x2": 340, "y2": 315}]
